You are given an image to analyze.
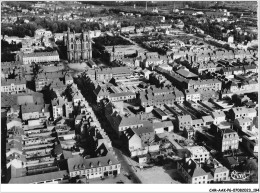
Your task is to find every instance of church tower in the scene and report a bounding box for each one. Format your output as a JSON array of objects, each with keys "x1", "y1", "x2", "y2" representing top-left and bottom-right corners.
[{"x1": 65, "y1": 27, "x2": 92, "y2": 62}]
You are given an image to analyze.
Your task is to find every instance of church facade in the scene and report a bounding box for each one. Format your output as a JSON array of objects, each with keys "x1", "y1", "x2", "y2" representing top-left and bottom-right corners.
[{"x1": 64, "y1": 28, "x2": 92, "y2": 62}]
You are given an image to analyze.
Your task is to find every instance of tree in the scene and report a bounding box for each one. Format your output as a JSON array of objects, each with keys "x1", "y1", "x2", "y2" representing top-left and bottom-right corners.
[{"x1": 52, "y1": 23, "x2": 58, "y2": 33}]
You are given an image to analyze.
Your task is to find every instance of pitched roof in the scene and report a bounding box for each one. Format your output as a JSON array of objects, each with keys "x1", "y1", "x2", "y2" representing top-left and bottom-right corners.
[
  {"x1": 109, "y1": 92, "x2": 135, "y2": 98},
  {"x1": 132, "y1": 126, "x2": 154, "y2": 136},
  {"x1": 214, "y1": 166, "x2": 229, "y2": 174},
  {"x1": 1, "y1": 93, "x2": 17, "y2": 107},
  {"x1": 1, "y1": 78, "x2": 26, "y2": 86},
  {"x1": 119, "y1": 116, "x2": 143, "y2": 127},
  {"x1": 226, "y1": 157, "x2": 239, "y2": 166},
  {"x1": 17, "y1": 95, "x2": 34, "y2": 105},
  {"x1": 211, "y1": 111, "x2": 226, "y2": 118},
  {"x1": 181, "y1": 159, "x2": 207, "y2": 178},
  {"x1": 177, "y1": 115, "x2": 192, "y2": 122},
  {"x1": 235, "y1": 117, "x2": 252, "y2": 124},
  {"x1": 153, "y1": 121, "x2": 173, "y2": 129},
  {"x1": 21, "y1": 51, "x2": 59, "y2": 58},
  {"x1": 176, "y1": 69, "x2": 198, "y2": 78},
  {"x1": 202, "y1": 116, "x2": 214, "y2": 122},
  {"x1": 67, "y1": 153, "x2": 119, "y2": 173},
  {"x1": 231, "y1": 107, "x2": 256, "y2": 115},
  {"x1": 21, "y1": 104, "x2": 50, "y2": 114}
]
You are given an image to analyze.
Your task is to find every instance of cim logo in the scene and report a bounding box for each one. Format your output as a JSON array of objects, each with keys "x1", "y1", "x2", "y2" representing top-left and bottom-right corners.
[{"x1": 230, "y1": 170, "x2": 251, "y2": 181}]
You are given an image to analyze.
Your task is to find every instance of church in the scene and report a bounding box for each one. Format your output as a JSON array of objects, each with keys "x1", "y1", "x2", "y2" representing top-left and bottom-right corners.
[{"x1": 63, "y1": 27, "x2": 92, "y2": 62}]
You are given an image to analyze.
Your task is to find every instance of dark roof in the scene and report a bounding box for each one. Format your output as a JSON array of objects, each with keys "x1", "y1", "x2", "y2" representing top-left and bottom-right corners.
[
  {"x1": 132, "y1": 126, "x2": 154, "y2": 136},
  {"x1": 21, "y1": 104, "x2": 50, "y2": 114},
  {"x1": 226, "y1": 157, "x2": 239, "y2": 166},
  {"x1": 153, "y1": 121, "x2": 173, "y2": 129},
  {"x1": 119, "y1": 116, "x2": 143, "y2": 127},
  {"x1": 54, "y1": 144, "x2": 63, "y2": 156},
  {"x1": 22, "y1": 51, "x2": 59, "y2": 58},
  {"x1": 1, "y1": 78, "x2": 26, "y2": 86},
  {"x1": 181, "y1": 158, "x2": 208, "y2": 178},
  {"x1": 1, "y1": 93, "x2": 17, "y2": 107},
  {"x1": 96, "y1": 67, "x2": 131, "y2": 75}
]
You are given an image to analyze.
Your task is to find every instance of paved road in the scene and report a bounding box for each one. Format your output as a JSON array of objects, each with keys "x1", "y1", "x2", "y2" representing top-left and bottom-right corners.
[{"x1": 113, "y1": 148, "x2": 141, "y2": 183}]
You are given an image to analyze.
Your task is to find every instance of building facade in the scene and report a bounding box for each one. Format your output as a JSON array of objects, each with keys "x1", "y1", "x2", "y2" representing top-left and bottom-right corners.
[
  {"x1": 1, "y1": 78, "x2": 26, "y2": 94},
  {"x1": 16, "y1": 51, "x2": 60, "y2": 65},
  {"x1": 64, "y1": 28, "x2": 92, "y2": 62}
]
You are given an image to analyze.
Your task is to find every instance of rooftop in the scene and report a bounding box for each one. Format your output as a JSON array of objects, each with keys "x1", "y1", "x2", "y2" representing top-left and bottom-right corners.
[
  {"x1": 153, "y1": 121, "x2": 173, "y2": 129},
  {"x1": 67, "y1": 153, "x2": 119, "y2": 172},
  {"x1": 187, "y1": 146, "x2": 209, "y2": 155},
  {"x1": 9, "y1": 170, "x2": 68, "y2": 184}
]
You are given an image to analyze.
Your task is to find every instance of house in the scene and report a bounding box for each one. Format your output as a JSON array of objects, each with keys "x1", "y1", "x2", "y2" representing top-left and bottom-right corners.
[
  {"x1": 177, "y1": 158, "x2": 209, "y2": 184},
  {"x1": 67, "y1": 153, "x2": 121, "y2": 179},
  {"x1": 229, "y1": 107, "x2": 257, "y2": 121},
  {"x1": 188, "y1": 79, "x2": 222, "y2": 91},
  {"x1": 221, "y1": 67, "x2": 234, "y2": 79},
  {"x1": 105, "y1": 103, "x2": 144, "y2": 134},
  {"x1": 108, "y1": 92, "x2": 136, "y2": 103},
  {"x1": 35, "y1": 29, "x2": 52, "y2": 38},
  {"x1": 152, "y1": 121, "x2": 174, "y2": 134},
  {"x1": 211, "y1": 111, "x2": 226, "y2": 125},
  {"x1": 177, "y1": 115, "x2": 192, "y2": 131},
  {"x1": 197, "y1": 62, "x2": 217, "y2": 74},
  {"x1": 51, "y1": 97, "x2": 66, "y2": 119},
  {"x1": 138, "y1": 87, "x2": 184, "y2": 111},
  {"x1": 212, "y1": 127, "x2": 240, "y2": 153},
  {"x1": 73, "y1": 91, "x2": 85, "y2": 106},
  {"x1": 186, "y1": 146, "x2": 210, "y2": 163},
  {"x1": 142, "y1": 69, "x2": 152, "y2": 79},
  {"x1": 123, "y1": 127, "x2": 159, "y2": 157},
  {"x1": 1, "y1": 78, "x2": 27, "y2": 94},
  {"x1": 241, "y1": 135, "x2": 258, "y2": 156},
  {"x1": 185, "y1": 89, "x2": 200, "y2": 102},
  {"x1": 93, "y1": 86, "x2": 110, "y2": 103},
  {"x1": 191, "y1": 119, "x2": 204, "y2": 129},
  {"x1": 202, "y1": 159, "x2": 230, "y2": 183},
  {"x1": 95, "y1": 67, "x2": 131, "y2": 82},
  {"x1": 234, "y1": 117, "x2": 253, "y2": 132},
  {"x1": 21, "y1": 103, "x2": 50, "y2": 121},
  {"x1": 201, "y1": 116, "x2": 214, "y2": 128}
]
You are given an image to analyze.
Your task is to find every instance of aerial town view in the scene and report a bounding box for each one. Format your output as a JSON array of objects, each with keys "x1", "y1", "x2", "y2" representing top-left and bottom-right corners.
[{"x1": 1, "y1": 0, "x2": 258, "y2": 188}]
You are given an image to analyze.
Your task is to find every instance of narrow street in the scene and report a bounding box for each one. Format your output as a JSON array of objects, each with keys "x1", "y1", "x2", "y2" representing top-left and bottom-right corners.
[{"x1": 74, "y1": 76, "x2": 141, "y2": 183}]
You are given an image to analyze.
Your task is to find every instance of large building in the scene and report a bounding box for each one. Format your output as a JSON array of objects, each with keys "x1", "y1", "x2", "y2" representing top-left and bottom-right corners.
[
  {"x1": 213, "y1": 127, "x2": 240, "y2": 153},
  {"x1": 16, "y1": 51, "x2": 60, "y2": 65},
  {"x1": 64, "y1": 28, "x2": 92, "y2": 62},
  {"x1": 1, "y1": 78, "x2": 27, "y2": 94},
  {"x1": 67, "y1": 152, "x2": 121, "y2": 179}
]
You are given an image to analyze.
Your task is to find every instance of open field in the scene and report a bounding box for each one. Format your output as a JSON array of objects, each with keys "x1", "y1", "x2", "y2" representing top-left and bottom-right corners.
[{"x1": 135, "y1": 166, "x2": 182, "y2": 184}]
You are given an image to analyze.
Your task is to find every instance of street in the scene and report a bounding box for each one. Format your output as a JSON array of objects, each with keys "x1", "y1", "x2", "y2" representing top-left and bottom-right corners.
[{"x1": 75, "y1": 76, "x2": 141, "y2": 183}]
